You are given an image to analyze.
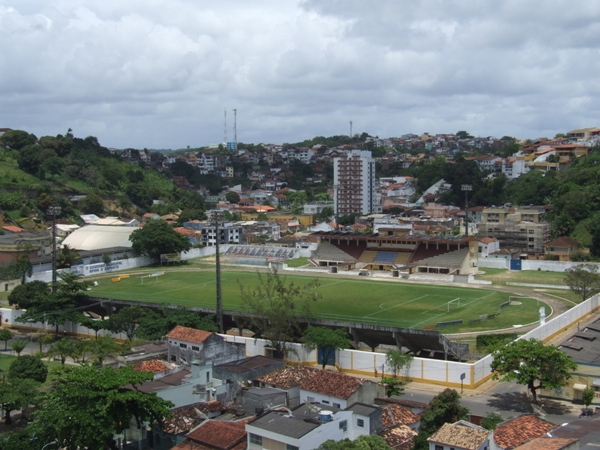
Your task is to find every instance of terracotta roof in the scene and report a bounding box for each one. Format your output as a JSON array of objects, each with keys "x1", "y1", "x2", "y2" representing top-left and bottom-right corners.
[
  {"x1": 494, "y1": 415, "x2": 557, "y2": 449},
  {"x1": 479, "y1": 237, "x2": 497, "y2": 244},
  {"x1": 380, "y1": 424, "x2": 416, "y2": 450},
  {"x1": 545, "y1": 236, "x2": 579, "y2": 247},
  {"x1": 381, "y1": 404, "x2": 420, "y2": 428},
  {"x1": 513, "y1": 437, "x2": 579, "y2": 449},
  {"x1": 166, "y1": 326, "x2": 213, "y2": 344},
  {"x1": 300, "y1": 370, "x2": 364, "y2": 399},
  {"x1": 161, "y1": 401, "x2": 227, "y2": 434},
  {"x1": 132, "y1": 360, "x2": 174, "y2": 373},
  {"x1": 2, "y1": 225, "x2": 24, "y2": 233},
  {"x1": 428, "y1": 422, "x2": 490, "y2": 450},
  {"x1": 186, "y1": 420, "x2": 246, "y2": 450},
  {"x1": 214, "y1": 355, "x2": 282, "y2": 373},
  {"x1": 257, "y1": 365, "x2": 319, "y2": 389}
]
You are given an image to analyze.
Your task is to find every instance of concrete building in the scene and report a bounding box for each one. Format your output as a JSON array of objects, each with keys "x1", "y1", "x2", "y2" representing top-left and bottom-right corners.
[
  {"x1": 165, "y1": 326, "x2": 245, "y2": 366},
  {"x1": 182, "y1": 221, "x2": 243, "y2": 247},
  {"x1": 334, "y1": 150, "x2": 375, "y2": 217},
  {"x1": 477, "y1": 206, "x2": 551, "y2": 255}
]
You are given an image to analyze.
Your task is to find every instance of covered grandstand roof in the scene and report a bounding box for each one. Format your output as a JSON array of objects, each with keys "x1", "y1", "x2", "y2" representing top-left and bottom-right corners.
[
  {"x1": 311, "y1": 231, "x2": 474, "y2": 245},
  {"x1": 61, "y1": 225, "x2": 135, "y2": 251}
]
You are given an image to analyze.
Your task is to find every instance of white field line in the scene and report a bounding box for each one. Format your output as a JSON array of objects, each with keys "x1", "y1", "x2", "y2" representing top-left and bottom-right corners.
[
  {"x1": 142, "y1": 280, "x2": 216, "y2": 297},
  {"x1": 365, "y1": 295, "x2": 431, "y2": 318},
  {"x1": 543, "y1": 292, "x2": 578, "y2": 306}
]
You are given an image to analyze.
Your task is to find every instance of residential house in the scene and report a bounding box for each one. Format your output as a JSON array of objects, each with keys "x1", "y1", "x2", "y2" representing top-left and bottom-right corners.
[
  {"x1": 165, "y1": 325, "x2": 245, "y2": 366},
  {"x1": 493, "y1": 414, "x2": 557, "y2": 450},
  {"x1": 544, "y1": 317, "x2": 600, "y2": 403},
  {"x1": 212, "y1": 356, "x2": 285, "y2": 393},
  {"x1": 544, "y1": 236, "x2": 580, "y2": 261},
  {"x1": 256, "y1": 366, "x2": 320, "y2": 408},
  {"x1": 246, "y1": 402, "x2": 382, "y2": 450},
  {"x1": 380, "y1": 424, "x2": 417, "y2": 450},
  {"x1": 175, "y1": 419, "x2": 248, "y2": 450},
  {"x1": 143, "y1": 212, "x2": 161, "y2": 221},
  {"x1": 478, "y1": 237, "x2": 500, "y2": 258},
  {"x1": 513, "y1": 437, "x2": 579, "y2": 449},
  {"x1": 427, "y1": 421, "x2": 492, "y2": 450},
  {"x1": 299, "y1": 370, "x2": 385, "y2": 409}
]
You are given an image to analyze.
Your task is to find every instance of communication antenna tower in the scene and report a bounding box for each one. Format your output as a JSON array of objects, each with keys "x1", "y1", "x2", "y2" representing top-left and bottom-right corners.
[
  {"x1": 233, "y1": 108, "x2": 238, "y2": 150},
  {"x1": 350, "y1": 120, "x2": 353, "y2": 138},
  {"x1": 224, "y1": 108, "x2": 227, "y2": 143}
]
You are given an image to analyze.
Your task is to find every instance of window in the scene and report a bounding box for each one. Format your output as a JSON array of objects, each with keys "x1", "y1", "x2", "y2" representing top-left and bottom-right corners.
[
  {"x1": 179, "y1": 343, "x2": 187, "y2": 348},
  {"x1": 435, "y1": 446, "x2": 443, "y2": 450},
  {"x1": 249, "y1": 434, "x2": 262, "y2": 446},
  {"x1": 322, "y1": 400, "x2": 329, "y2": 405},
  {"x1": 307, "y1": 396, "x2": 314, "y2": 403},
  {"x1": 339, "y1": 420, "x2": 347, "y2": 432},
  {"x1": 286, "y1": 445, "x2": 299, "y2": 450},
  {"x1": 333, "y1": 403, "x2": 341, "y2": 409},
  {"x1": 357, "y1": 419, "x2": 364, "y2": 427},
  {"x1": 206, "y1": 372, "x2": 210, "y2": 383},
  {"x1": 192, "y1": 346, "x2": 200, "y2": 351}
]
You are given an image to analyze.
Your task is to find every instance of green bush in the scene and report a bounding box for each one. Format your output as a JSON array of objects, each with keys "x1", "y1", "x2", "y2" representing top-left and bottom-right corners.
[{"x1": 476, "y1": 333, "x2": 517, "y2": 351}]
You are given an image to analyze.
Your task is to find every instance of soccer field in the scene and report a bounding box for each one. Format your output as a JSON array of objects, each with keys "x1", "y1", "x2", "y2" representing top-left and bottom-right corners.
[{"x1": 90, "y1": 269, "x2": 544, "y2": 330}]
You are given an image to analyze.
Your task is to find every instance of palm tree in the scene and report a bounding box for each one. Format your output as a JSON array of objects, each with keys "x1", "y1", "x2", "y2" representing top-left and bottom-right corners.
[
  {"x1": 46, "y1": 338, "x2": 78, "y2": 365},
  {"x1": 56, "y1": 244, "x2": 82, "y2": 269},
  {"x1": 72, "y1": 339, "x2": 93, "y2": 363},
  {"x1": 10, "y1": 338, "x2": 28, "y2": 356},
  {"x1": 89, "y1": 336, "x2": 121, "y2": 366}
]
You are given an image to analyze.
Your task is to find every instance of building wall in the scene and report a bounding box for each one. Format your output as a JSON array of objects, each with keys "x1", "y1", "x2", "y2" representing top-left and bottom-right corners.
[
  {"x1": 167, "y1": 334, "x2": 245, "y2": 366},
  {"x1": 334, "y1": 150, "x2": 375, "y2": 216}
]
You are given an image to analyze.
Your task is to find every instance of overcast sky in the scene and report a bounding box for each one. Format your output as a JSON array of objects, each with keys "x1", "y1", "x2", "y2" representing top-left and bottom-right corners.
[{"x1": 2, "y1": 1, "x2": 600, "y2": 149}]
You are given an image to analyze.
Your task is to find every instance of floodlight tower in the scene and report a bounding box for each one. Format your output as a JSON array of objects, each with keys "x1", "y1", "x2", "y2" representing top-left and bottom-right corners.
[
  {"x1": 462, "y1": 184, "x2": 472, "y2": 236},
  {"x1": 224, "y1": 108, "x2": 227, "y2": 143},
  {"x1": 233, "y1": 108, "x2": 237, "y2": 151}
]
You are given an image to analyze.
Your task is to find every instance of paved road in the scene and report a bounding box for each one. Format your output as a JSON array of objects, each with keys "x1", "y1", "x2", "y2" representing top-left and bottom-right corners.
[{"x1": 402, "y1": 378, "x2": 581, "y2": 425}]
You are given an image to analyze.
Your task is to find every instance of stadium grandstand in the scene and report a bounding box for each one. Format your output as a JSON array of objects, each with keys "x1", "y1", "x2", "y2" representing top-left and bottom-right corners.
[
  {"x1": 309, "y1": 229, "x2": 478, "y2": 276},
  {"x1": 219, "y1": 245, "x2": 299, "y2": 265}
]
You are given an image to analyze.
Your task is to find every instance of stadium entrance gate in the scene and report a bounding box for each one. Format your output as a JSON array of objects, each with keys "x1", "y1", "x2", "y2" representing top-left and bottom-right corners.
[{"x1": 510, "y1": 259, "x2": 522, "y2": 270}]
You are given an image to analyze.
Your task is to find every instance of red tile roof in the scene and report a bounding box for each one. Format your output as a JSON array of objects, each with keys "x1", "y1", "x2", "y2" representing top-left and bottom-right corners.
[
  {"x1": 380, "y1": 424, "x2": 417, "y2": 450},
  {"x1": 381, "y1": 404, "x2": 420, "y2": 428},
  {"x1": 257, "y1": 365, "x2": 319, "y2": 389},
  {"x1": 186, "y1": 420, "x2": 246, "y2": 450},
  {"x1": 513, "y1": 437, "x2": 579, "y2": 449},
  {"x1": 300, "y1": 370, "x2": 364, "y2": 399},
  {"x1": 545, "y1": 236, "x2": 579, "y2": 248},
  {"x1": 2, "y1": 225, "x2": 24, "y2": 233},
  {"x1": 132, "y1": 360, "x2": 173, "y2": 373},
  {"x1": 494, "y1": 415, "x2": 557, "y2": 449},
  {"x1": 161, "y1": 401, "x2": 227, "y2": 434},
  {"x1": 166, "y1": 326, "x2": 213, "y2": 344}
]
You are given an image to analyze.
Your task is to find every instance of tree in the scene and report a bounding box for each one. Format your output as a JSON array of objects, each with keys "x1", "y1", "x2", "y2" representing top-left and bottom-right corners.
[
  {"x1": 381, "y1": 377, "x2": 405, "y2": 398},
  {"x1": 303, "y1": 326, "x2": 349, "y2": 369},
  {"x1": 238, "y1": 269, "x2": 320, "y2": 359},
  {"x1": 26, "y1": 365, "x2": 174, "y2": 449},
  {"x1": 225, "y1": 191, "x2": 240, "y2": 204},
  {"x1": 89, "y1": 336, "x2": 121, "y2": 365},
  {"x1": 79, "y1": 316, "x2": 110, "y2": 339},
  {"x1": 480, "y1": 411, "x2": 504, "y2": 430},
  {"x1": 413, "y1": 389, "x2": 469, "y2": 450},
  {"x1": 564, "y1": 264, "x2": 600, "y2": 301},
  {"x1": 130, "y1": 219, "x2": 191, "y2": 259},
  {"x1": 80, "y1": 192, "x2": 105, "y2": 215},
  {"x1": 10, "y1": 339, "x2": 28, "y2": 356},
  {"x1": 582, "y1": 386, "x2": 594, "y2": 407},
  {"x1": 108, "y1": 306, "x2": 152, "y2": 341},
  {"x1": 0, "y1": 377, "x2": 39, "y2": 425},
  {"x1": 318, "y1": 206, "x2": 334, "y2": 222},
  {"x1": 0, "y1": 328, "x2": 13, "y2": 350},
  {"x1": 134, "y1": 306, "x2": 217, "y2": 341},
  {"x1": 42, "y1": 155, "x2": 63, "y2": 177},
  {"x1": 385, "y1": 349, "x2": 414, "y2": 378},
  {"x1": 8, "y1": 280, "x2": 50, "y2": 309},
  {"x1": 317, "y1": 435, "x2": 389, "y2": 450},
  {"x1": 8, "y1": 355, "x2": 48, "y2": 383},
  {"x1": 1, "y1": 129, "x2": 37, "y2": 150},
  {"x1": 56, "y1": 244, "x2": 82, "y2": 269},
  {"x1": 490, "y1": 338, "x2": 578, "y2": 403},
  {"x1": 46, "y1": 338, "x2": 78, "y2": 365}
]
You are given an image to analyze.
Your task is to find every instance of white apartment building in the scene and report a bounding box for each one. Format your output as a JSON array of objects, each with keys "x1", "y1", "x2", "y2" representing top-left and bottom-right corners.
[{"x1": 334, "y1": 150, "x2": 375, "y2": 217}]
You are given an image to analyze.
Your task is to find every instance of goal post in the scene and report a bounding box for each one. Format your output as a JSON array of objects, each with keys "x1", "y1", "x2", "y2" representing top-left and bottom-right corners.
[
  {"x1": 140, "y1": 271, "x2": 165, "y2": 285},
  {"x1": 448, "y1": 298, "x2": 460, "y2": 312}
]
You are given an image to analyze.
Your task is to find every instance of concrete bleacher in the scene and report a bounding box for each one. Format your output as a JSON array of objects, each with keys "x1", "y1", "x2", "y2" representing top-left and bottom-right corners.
[
  {"x1": 409, "y1": 243, "x2": 458, "y2": 263},
  {"x1": 373, "y1": 251, "x2": 397, "y2": 263},
  {"x1": 412, "y1": 248, "x2": 469, "y2": 268},
  {"x1": 224, "y1": 245, "x2": 298, "y2": 260},
  {"x1": 393, "y1": 252, "x2": 413, "y2": 265},
  {"x1": 311, "y1": 242, "x2": 357, "y2": 264},
  {"x1": 332, "y1": 240, "x2": 367, "y2": 259},
  {"x1": 359, "y1": 250, "x2": 377, "y2": 262}
]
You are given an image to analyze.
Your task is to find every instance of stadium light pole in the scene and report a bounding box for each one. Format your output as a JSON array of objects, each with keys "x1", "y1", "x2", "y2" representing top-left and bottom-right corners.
[
  {"x1": 46, "y1": 206, "x2": 62, "y2": 291},
  {"x1": 333, "y1": 184, "x2": 340, "y2": 230},
  {"x1": 211, "y1": 211, "x2": 224, "y2": 333},
  {"x1": 461, "y1": 185, "x2": 472, "y2": 237}
]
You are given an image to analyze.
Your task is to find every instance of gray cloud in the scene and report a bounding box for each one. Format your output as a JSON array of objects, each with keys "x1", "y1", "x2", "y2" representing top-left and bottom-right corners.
[{"x1": 1, "y1": 1, "x2": 600, "y2": 148}]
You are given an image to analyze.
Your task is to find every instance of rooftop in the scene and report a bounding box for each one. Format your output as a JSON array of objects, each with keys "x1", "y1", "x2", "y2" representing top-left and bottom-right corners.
[
  {"x1": 257, "y1": 365, "x2": 319, "y2": 389},
  {"x1": 300, "y1": 370, "x2": 365, "y2": 399},
  {"x1": 166, "y1": 326, "x2": 213, "y2": 344},
  {"x1": 186, "y1": 420, "x2": 247, "y2": 450},
  {"x1": 494, "y1": 414, "x2": 557, "y2": 449},
  {"x1": 428, "y1": 422, "x2": 490, "y2": 450},
  {"x1": 214, "y1": 355, "x2": 283, "y2": 373}
]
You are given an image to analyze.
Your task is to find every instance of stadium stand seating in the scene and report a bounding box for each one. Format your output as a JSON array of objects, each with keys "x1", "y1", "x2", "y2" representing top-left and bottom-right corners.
[
  {"x1": 373, "y1": 251, "x2": 397, "y2": 263},
  {"x1": 393, "y1": 252, "x2": 413, "y2": 265},
  {"x1": 359, "y1": 250, "x2": 377, "y2": 262},
  {"x1": 224, "y1": 245, "x2": 298, "y2": 260},
  {"x1": 412, "y1": 248, "x2": 469, "y2": 268},
  {"x1": 311, "y1": 241, "x2": 357, "y2": 263},
  {"x1": 333, "y1": 240, "x2": 367, "y2": 259},
  {"x1": 409, "y1": 243, "x2": 458, "y2": 263}
]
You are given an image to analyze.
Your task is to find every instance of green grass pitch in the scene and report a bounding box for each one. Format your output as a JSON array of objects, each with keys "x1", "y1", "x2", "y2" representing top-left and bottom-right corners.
[{"x1": 89, "y1": 269, "x2": 544, "y2": 331}]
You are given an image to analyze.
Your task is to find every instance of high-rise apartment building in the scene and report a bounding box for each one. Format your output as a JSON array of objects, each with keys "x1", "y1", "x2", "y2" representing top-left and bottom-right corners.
[{"x1": 334, "y1": 150, "x2": 375, "y2": 217}]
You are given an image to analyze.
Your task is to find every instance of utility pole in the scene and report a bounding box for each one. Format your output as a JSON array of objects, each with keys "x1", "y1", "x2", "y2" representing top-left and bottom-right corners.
[
  {"x1": 461, "y1": 185, "x2": 472, "y2": 237},
  {"x1": 211, "y1": 211, "x2": 224, "y2": 333},
  {"x1": 47, "y1": 206, "x2": 62, "y2": 291},
  {"x1": 333, "y1": 184, "x2": 340, "y2": 230}
]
